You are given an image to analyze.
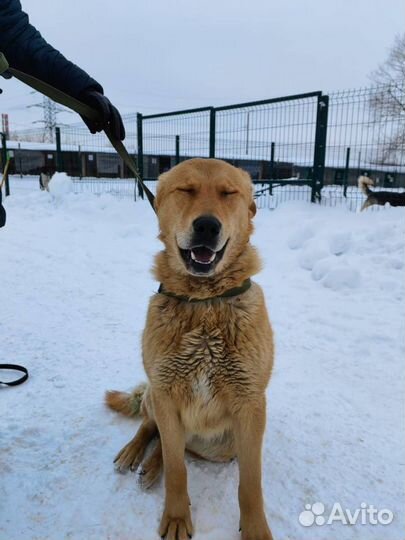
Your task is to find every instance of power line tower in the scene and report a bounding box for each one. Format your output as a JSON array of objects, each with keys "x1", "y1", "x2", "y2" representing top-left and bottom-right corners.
[
  {"x1": 28, "y1": 94, "x2": 69, "y2": 142},
  {"x1": 42, "y1": 96, "x2": 57, "y2": 142}
]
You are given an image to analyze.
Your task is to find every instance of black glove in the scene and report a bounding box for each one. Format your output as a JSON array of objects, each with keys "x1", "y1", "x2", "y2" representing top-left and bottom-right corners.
[{"x1": 79, "y1": 90, "x2": 125, "y2": 141}]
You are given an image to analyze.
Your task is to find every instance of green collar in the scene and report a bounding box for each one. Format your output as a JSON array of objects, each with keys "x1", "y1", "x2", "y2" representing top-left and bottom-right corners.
[{"x1": 158, "y1": 278, "x2": 252, "y2": 303}]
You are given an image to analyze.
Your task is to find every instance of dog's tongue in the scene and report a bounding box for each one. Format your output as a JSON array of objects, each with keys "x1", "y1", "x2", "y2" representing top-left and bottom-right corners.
[{"x1": 191, "y1": 247, "x2": 215, "y2": 264}]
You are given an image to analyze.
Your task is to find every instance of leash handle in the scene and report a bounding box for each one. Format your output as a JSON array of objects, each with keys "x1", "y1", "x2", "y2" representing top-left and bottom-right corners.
[
  {"x1": 0, "y1": 53, "x2": 156, "y2": 211},
  {"x1": 0, "y1": 364, "x2": 29, "y2": 387},
  {"x1": 1, "y1": 156, "x2": 11, "y2": 189}
]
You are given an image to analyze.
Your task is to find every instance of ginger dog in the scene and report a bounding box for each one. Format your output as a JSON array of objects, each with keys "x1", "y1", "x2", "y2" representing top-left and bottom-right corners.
[{"x1": 106, "y1": 158, "x2": 274, "y2": 540}]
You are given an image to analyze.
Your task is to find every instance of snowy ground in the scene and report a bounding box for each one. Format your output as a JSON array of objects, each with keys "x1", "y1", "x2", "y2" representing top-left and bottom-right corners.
[
  {"x1": 9, "y1": 174, "x2": 405, "y2": 212},
  {"x1": 1, "y1": 176, "x2": 404, "y2": 540}
]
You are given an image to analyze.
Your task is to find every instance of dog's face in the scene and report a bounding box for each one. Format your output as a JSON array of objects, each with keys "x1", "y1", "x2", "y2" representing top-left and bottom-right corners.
[{"x1": 155, "y1": 158, "x2": 256, "y2": 277}]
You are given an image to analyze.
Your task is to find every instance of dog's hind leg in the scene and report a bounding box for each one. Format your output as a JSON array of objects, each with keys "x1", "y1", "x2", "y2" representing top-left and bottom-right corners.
[
  {"x1": 139, "y1": 437, "x2": 163, "y2": 489},
  {"x1": 360, "y1": 198, "x2": 375, "y2": 212},
  {"x1": 114, "y1": 418, "x2": 157, "y2": 473}
]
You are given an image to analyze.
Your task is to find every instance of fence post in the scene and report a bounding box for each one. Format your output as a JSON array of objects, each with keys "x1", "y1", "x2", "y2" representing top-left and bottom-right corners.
[
  {"x1": 136, "y1": 113, "x2": 144, "y2": 199},
  {"x1": 175, "y1": 135, "x2": 180, "y2": 165},
  {"x1": 269, "y1": 141, "x2": 275, "y2": 195},
  {"x1": 18, "y1": 142, "x2": 22, "y2": 178},
  {"x1": 270, "y1": 142, "x2": 275, "y2": 179},
  {"x1": 55, "y1": 126, "x2": 63, "y2": 172},
  {"x1": 209, "y1": 107, "x2": 216, "y2": 158},
  {"x1": 78, "y1": 145, "x2": 83, "y2": 179},
  {"x1": 343, "y1": 147, "x2": 350, "y2": 198},
  {"x1": 1, "y1": 131, "x2": 10, "y2": 196},
  {"x1": 312, "y1": 94, "x2": 329, "y2": 203}
]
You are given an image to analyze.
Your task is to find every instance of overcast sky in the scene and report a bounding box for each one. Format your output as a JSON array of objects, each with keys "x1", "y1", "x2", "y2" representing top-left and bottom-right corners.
[{"x1": 1, "y1": 0, "x2": 404, "y2": 130}]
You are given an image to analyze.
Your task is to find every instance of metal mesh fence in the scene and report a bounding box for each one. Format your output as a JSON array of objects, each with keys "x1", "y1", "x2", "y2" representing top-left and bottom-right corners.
[
  {"x1": 72, "y1": 177, "x2": 137, "y2": 199},
  {"x1": 8, "y1": 174, "x2": 138, "y2": 199},
  {"x1": 253, "y1": 182, "x2": 312, "y2": 209},
  {"x1": 3, "y1": 84, "x2": 404, "y2": 211},
  {"x1": 215, "y1": 93, "x2": 320, "y2": 176},
  {"x1": 58, "y1": 114, "x2": 137, "y2": 178},
  {"x1": 325, "y1": 86, "x2": 404, "y2": 177},
  {"x1": 4, "y1": 114, "x2": 138, "y2": 178},
  {"x1": 141, "y1": 108, "x2": 212, "y2": 178},
  {"x1": 321, "y1": 84, "x2": 405, "y2": 208}
]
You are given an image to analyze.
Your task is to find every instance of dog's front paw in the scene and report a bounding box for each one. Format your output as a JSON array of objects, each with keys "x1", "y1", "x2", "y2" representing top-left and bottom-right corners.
[
  {"x1": 241, "y1": 532, "x2": 273, "y2": 540},
  {"x1": 159, "y1": 505, "x2": 193, "y2": 540},
  {"x1": 240, "y1": 519, "x2": 273, "y2": 540}
]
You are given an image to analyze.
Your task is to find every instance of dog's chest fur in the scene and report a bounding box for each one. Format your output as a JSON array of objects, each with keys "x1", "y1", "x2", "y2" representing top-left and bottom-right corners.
[
  {"x1": 143, "y1": 289, "x2": 271, "y2": 435},
  {"x1": 154, "y1": 307, "x2": 250, "y2": 395}
]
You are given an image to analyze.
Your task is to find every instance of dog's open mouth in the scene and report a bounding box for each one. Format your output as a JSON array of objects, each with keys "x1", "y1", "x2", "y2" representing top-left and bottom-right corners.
[{"x1": 179, "y1": 241, "x2": 228, "y2": 275}]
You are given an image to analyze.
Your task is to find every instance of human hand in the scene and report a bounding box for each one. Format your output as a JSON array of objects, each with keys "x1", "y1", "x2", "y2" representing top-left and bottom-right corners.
[{"x1": 79, "y1": 89, "x2": 125, "y2": 140}]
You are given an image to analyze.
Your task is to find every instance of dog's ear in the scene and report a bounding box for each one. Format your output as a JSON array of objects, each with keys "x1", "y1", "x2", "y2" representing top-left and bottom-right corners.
[
  {"x1": 237, "y1": 168, "x2": 256, "y2": 218},
  {"x1": 249, "y1": 200, "x2": 257, "y2": 218},
  {"x1": 153, "y1": 191, "x2": 160, "y2": 212},
  {"x1": 154, "y1": 171, "x2": 170, "y2": 212}
]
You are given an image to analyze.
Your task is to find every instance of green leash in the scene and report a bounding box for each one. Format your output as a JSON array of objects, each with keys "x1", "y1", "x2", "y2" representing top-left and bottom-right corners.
[
  {"x1": 0, "y1": 52, "x2": 157, "y2": 387},
  {"x1": 0, "y1": 52, "x2": 156, "y2": 211}
]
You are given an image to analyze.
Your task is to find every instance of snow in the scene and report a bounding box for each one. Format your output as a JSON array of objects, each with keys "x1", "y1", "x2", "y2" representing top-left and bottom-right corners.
[
  {"x1": 1, "y1": 179, "x2": 404, "y2": 540},
  {"x1": 295, "y1": 233, "x2": 360, "y2": 290},
  {"x1": 7, "y1": 176, "x2": 405, "y2": 213},
  {"x1": 328, "y1": 231, "x2": 352, "y2": 256},
  {"x1": 48, "y1": 172, "x2": 74, "y2": 198}
]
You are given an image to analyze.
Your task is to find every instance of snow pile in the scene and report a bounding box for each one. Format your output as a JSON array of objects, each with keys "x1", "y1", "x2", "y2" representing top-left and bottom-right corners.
[
  {"x1": 48, "y1": 172, "x2": 74, "y2": 199},
  {"x1": 1, "y1": 182, "x2": 404, "y2": 540},
  {"x1": 287, "y1": 215, "x2": 391, "y2": 291}
]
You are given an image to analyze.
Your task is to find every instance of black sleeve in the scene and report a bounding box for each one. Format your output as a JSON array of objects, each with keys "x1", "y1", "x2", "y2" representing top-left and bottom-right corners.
[{"x1": 0, "y1": 0, "x2": 103, "y2": 98}]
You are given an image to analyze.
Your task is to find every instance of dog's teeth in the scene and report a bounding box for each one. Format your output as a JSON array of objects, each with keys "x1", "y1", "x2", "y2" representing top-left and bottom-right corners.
[{"x1": 191, "y1": 250, "x2": 216, "y2": 264}]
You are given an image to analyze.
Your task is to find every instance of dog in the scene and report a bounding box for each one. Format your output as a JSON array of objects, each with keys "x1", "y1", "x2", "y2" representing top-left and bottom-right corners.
[
  {"x1": 358, "y1": 175, "x2": 405, "y2": 211},
  {"x1": 39, "y1": 169, "x2": 53, "y2": 192},
  {"x1": 106, "y1": 158, "x2": 274, "y2": 540}
]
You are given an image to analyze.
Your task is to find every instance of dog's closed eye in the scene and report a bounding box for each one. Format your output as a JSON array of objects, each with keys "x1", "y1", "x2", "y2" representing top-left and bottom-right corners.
[
  {"x1": 177, "y1": 187, "x2": 196, "y2": 194},
  {"x1": 220, "y1": 190, "x2": 238, "y2": 196}
]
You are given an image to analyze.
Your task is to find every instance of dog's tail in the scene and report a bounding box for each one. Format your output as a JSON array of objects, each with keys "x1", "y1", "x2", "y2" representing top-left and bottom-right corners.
[
  {"x1": 105, "y1": 383, "x2": 147, "y2": 417},
  {"x1": 358, "y1": 175, "x2": 374, "y2": 196}
]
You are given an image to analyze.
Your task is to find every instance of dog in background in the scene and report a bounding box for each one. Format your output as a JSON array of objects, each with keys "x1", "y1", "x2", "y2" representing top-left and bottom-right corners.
[
  {"x1": 358, "y1": 175, "x2": 405, "y2": 211},
  {"x1": 39, "y1": 168, "x2": 53, "y2": 192},
  {"x1": 106, "y1": 158, "x2": 274, "y2": 540}
]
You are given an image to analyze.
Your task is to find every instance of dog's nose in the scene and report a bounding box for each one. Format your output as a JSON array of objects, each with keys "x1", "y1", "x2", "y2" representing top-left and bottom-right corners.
[{"x1": 192, "y1": 215, "x2": 221, "y2": 241}]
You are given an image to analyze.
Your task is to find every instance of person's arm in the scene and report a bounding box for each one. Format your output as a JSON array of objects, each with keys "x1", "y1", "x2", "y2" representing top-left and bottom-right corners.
[
  {"x1": 0, "y1": 0, "x2": 125, "y2": 139},
  {"x1": 0, "y1": 0, "x2": 102, "y2": 98}
]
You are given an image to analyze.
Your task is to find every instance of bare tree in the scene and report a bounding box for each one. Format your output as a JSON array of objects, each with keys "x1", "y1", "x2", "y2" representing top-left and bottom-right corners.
[{"x1": 369, "y1": 34, "x2": 405, "y2": 165}]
